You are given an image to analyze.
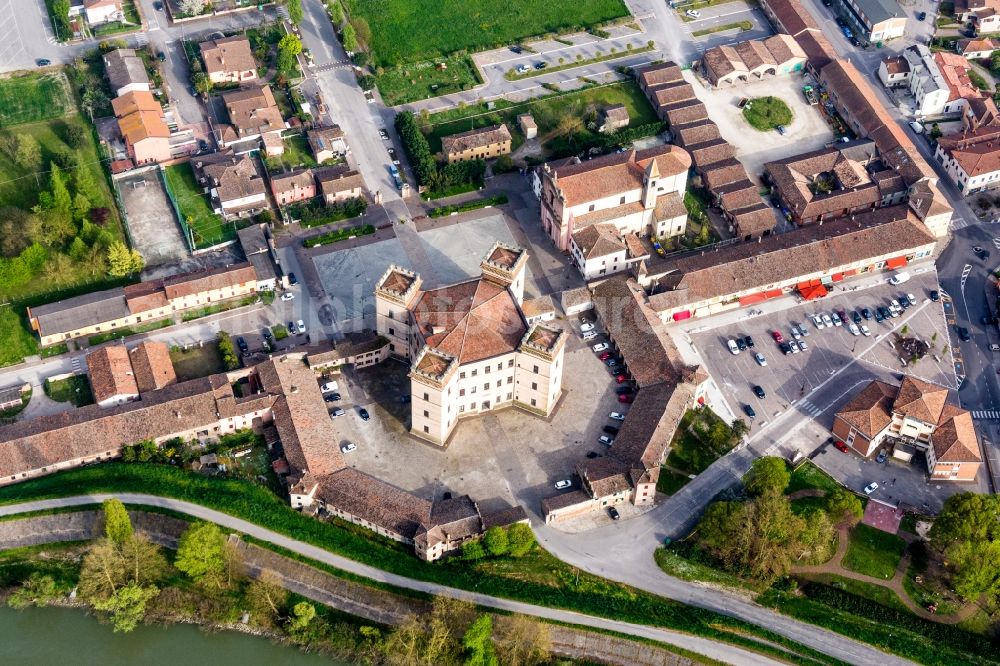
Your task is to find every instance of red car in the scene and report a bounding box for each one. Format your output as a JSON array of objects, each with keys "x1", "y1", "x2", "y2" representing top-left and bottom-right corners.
[
  {"x1": 772, "y1": 330, "x2": 784, "y2": 343},
  {"x1": 599, "y1": 351, "x2": 612, "y2": 361},
  {"x1": 618, "y1": 394, "x2": 634, "y2": 403},
  {"x1": 616, "y1": 374, "x2": 630, "y2": 384},
  {"x1": 833, "y1": 440, "x2": 850, "y2": 453}
]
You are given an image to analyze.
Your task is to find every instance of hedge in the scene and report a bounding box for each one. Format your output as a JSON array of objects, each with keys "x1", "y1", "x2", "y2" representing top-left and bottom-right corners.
[
  {"x1": 289, "y1": 197, "x2": 367, "y2": 229},
  {"x1": 395, "y1": 111, "x2": 436, "y2": 187},
  {"x1": 428, "y1": 194, "x2": 507, "y2": 217},
  {"x1": 303, "y1": 224, "x2": 376, "y2": 248}
]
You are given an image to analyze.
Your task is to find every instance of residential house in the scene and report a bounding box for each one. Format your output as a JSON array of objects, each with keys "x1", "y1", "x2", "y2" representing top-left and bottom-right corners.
[
  {"x1": 270, "y1": 169, "x2": 316, "y2": 206},
  {"x1": 569, "y1": 223, "x2": 629, "y2": 280},
  {"x1": 307, "y1": 126, "x2": 347, "y2": 163},
  {"x1": 237, "y1": 223, "x2": 280, "y2": 291},
  {"x1": 103, "y1": 49, "x2": 149, "y2": 97},
  {"x1": 441, "y1": 124, "x2": 512, "y2": 164},
  {"x1": 833, "y1": 376, "x2": 982, "y2": 480},
  {"x1": 314, "y1": 166, "x2": 365, "y2": 204},
  {"x1": 128, "y1": 341, "x2": 177, "y2": 393},
  {"x1": 375, "y1": 243, "x2": 567, "y2": 446},
  {"x1": 111, "y1": 91, "x2": 170, "y2": 165},
  {"x1": 634, "y1": 62, "x2": 683, "y2": 96},
  {"x1": 826, "y1": 0, "x2": 905, "y2": 44},
  {"x1": 194, "y1": 151, "x2": 267, "y2": 218},
  {"x1": 199, "y1": 36, "x2": 257, "y2": 84},
  {"x1": 217, "y1": 85, "x2": 285, "y2": 151},
  {"x1": 84, "y1": 0, "x2": 123, "y2": 25},
  {"x1": 880, "y1": 45, "x2": 977, "y2": 119},
  {"x1": 935, "y1": 124, "x2": 1000, "y2": 193},
  {"x1": 518, "y1": 114, "x2": 537, "y2": 139},
  {"x1": 954, "y1": 0, "x2": 1000, "y2": 35},
  {"x1": 876, "y1": 56, "x2": 910, "y2": 87},
  {"x1": 956, "y1": 37, "x2": 999, "y2": 59},
  {"x1": 599, "y1": 105, "x2": 629, "y2": 132},
  {"x1": 756, "y1": 0, "x2": 844, "y2": 71},
  {"x1": 86, "y1": 346, "x2": 139, "y2": 407}
]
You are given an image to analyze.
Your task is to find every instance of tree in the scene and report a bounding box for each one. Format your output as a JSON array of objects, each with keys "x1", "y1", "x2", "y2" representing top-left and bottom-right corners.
[
  {"x1": 494, "y1": 615, "x2": 550, "y2": 666},
  {"x1": 462, "y1": 539, "x2": 486, "y2": 560},
  {"x1": 246, "y1": 569, "x2": 288, "y2": 627},
  {"x1": 92, "y1": 582, "x2": 159, "y2": 633},
  {"x1": 506, "y1": 523, "x2": 535, "y2": 557},
  {"x1": 72, "y1": 193, "x2": 92, "y2": 222},
  {"x1": 174, "y1": 521, "x2": 227, "y2": 588},
  {"x1": 14, "y1": 134, "x2": 42, "y2": 171},
  {"x1": 931, "y1": 493, "x2": 1000, "y2": 548},
  {"x1": 341, "y1": 23, "x2": 358, "y2": 52},
  {"x1": 743, "y1": 456, "x2": 789, "y2": 496},
  {"x1": 107, "y1": 240, "x2": 144, "y2": 277},
  {"x1": 81, "y1": 88, "x2": 109, "y2": 117},
  {"x1": 63, "y1": 121, "x2": 85, "y2": 148},
  {"x1": 7, "y1": 573, "x2": 59, "y2": 609},
  {"x1": 192, "y1": 72, "x2": 212, "y2": 96},
  {"x1": 462, "y1": 614, "x2": 498, "y2": 666},
  {"x1": 178, "y1": 0, "x2": 205, "y2": 16},
  {"x1": 327, "y1": 0, "x2": 344, "y2": 26},
  {"x1": 0, "y1": 207, "x2": 40, "y2": 258},
  {"x1": 947, "y1": 539, "x2": 1000, "y2": 600},
  {"x1": 286, "y1": 0, "x2": 303, "y2": 24},
  {"x1": 48, "y1": 163, "x2": 72, "y2": 216},
  {"x1": 217, "y1": 331, "x2": 240, "y2": 370},
  {"x1": 286, "y1": 601, "x2": 316, "y2": 636},
  {"x1": 103, "y1": 499, "x2": 133, "y2": 544},
  {"x1": 350, "y1": 17, "x2": 371, "y2": 50},
  {"x1": 278, "y1": 33, "x2": 303, "y2": 56},
  {"x1": 482, "y1": 526, "x2": 509, "y2": 556},
  {"x1": 824, "y1": 488, "x2": 863, "y2": 524}
]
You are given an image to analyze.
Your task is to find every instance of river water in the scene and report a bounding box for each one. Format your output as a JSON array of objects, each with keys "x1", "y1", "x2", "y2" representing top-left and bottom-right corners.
[{"x1": 0, "y1": 605, "x2": 350, "y2": 665}]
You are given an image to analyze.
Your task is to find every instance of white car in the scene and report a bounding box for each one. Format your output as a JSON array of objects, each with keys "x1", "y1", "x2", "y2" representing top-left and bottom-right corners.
[
  {"x1": 593, "y1": 342, "x2": 610, "y2": 353},
  {"x1": 727, "y1": 339, "x2": 740, "y2": 354},
  {"x1": 582, "y1": 331, "x2": 598, "y2": 341},
  {"x1": 554, "y1": 479, "x2": 572, "y2": 490},
  {"x1": 296, "y1": 319, "x2": 306, "y2": 334},
  {"x1": 831, "y1": 312, "x2": 843, "y2": 327},
  {"x1": 811, "y1": 314, "x2": 825, "y2": 329},
  {"x1": 580, "y1": 322, "x2": 595, "y2": 333},
  {"x1": 686, "y1": 9, "x2": 701, "y2": 17},
  {"x1": 790, "y1": 326, "x2": 801, "y2": 340},
  {"x1": 798, "y1": 339, "x2": 809, "y2": 351},
  {"x1": 609, "y1": 411, "x2": 626, "y2": 421},
  {"x1": 340, "y1": 442, "x2": 357, "y2": 453},
  {"x1": 864, "y1": 482, "x2": 879, "y2": 495},
  {"x1": 330, "y1": 408, "x2": 345, "y2": 418},
  {"x1": 754, "y1": 352, "x2": 767, "y2": 367},
  {"x1": 320, "y1": 381, "x2": 339, "y2": 393},
  {"x1": 821, "y1": 313, "x2": 833, "y2": 327},
  {"x1": 860, "y1": 323, "x2": 872, "y2": 336},
  {"x1": 599, "y1": 435, "x2": 614, "y2": 446},
  {"x1": 848, "y1": 322, "x2": 861, "y2": 336},
  {"x1": 516, "y1": 64, "x2": 530, "y2": 74},
  {"x1": 280, "y1": 292, "x2": 295, "y2": 302}
]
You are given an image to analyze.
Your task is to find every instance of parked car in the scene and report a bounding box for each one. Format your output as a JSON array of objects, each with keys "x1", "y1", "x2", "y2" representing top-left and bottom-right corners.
[
  {"x1": 615, "y1": 385, "x2": 634, "y2": 395},
  {"x1": 861, "y1": 307, "x2": 873, "y2": 320},
  {"x1": 873, "y1": 308, "x2": 885, "y2": 322},
  {"x1": 340, "y1": 442, "x2": 357, "y2": 453},
  {"x1": 780, "y1": 342, "x2": 793, "y2": 355},
  {"x1": 509, "y1": 45, "x2": 523, "y2": 54},
  {"x1": 794, "y1": 323, "x2": 809, "y2": 338},
  {"x1": 287, "y1": 272, "x2": 298, "y2": 285},
  {"x1": 798, "y1": 339, "x2": 809, "y2": 351},
  {"x1": 790, "y1": 326, "x2": 802, "y2": 340},
  {"x1": 743, "y1": 404, "x2": 756, "y2": 419},
  {"x1": 851, "y1": 310, "x2": 862, "y2": 324},
  {"x1": 607, "y1": 506, "x2": 621, "y2": 520},
  {"x1": 864, "y1": 482, "x2": 879, "y2": 495},
  {"x1": 262, "y1": 328, "x2": 273, "y2": 342},
  {"x1": 727, "y1": 339, "x2": 740, "y2": 354},
  {"x1": 606, "y1": 358, "x2": 621, "y2": 368},
  {"x1": 615, "y1": 373, "x2": 630, "y2": 384},
  {"x1": 917, "y1": 11, "x2": 926, "y2": 20},
  {"x1": 811, "y1": 314, "x2": 825, "y2": 329},
  {"x1": 754, "y1": 352, "x2": 767, "y2": 367},
  {"x1": 735, "y1": 337, "x2": 747, "y2": 351},
  {"x1": 36, "y1": 59, "x2": 51, "y2": 67},
  {"x1": 609, "y1": 411, "x2": 626, "y2": 421},
  {"x1": 876, "y1": 449, "x2": 887, "y2": 464},
  {"x1": 599, "y1": 435, "x2": 614, "y2": 446},
  {"x1": 330, "y1": 408, "x2": 345, "y2": 418},
  {"x1": 533, "y1": 61, "x2": 547, "y2": 70},
  {"x1": 582, "y1": 331, "x2": 597, "y2": 341},
  {"x1": 320, "y1": 381, "x2": 339, "y2": 393},
  {"x1": 958, "y1": 327, "x2": 971, "y2": 342},
  {"x1": 516, "y1": 64, "x2": 530, "y2": 74},
  {"x1": 592, "y1": 343, "x2": 610, "y2": 353},
  {"x1": 554, "y1": 479, "x2": 572, "y2": 490},
  {"x1": 889, "y1": 271, "x2": 910, "y2": 285},
  {"x1": 236, "y1": 336, "x2": 248, "y2": 353},
  {"x1": 153, "y1": 0, "x2": 163, "y2": 8},
  {"x1": 791, "y1": 340, "x2": 802, "y2": 353},
  {"x1": 830, "y1": 312, "x2": 842, "y2": 327},
  {"x1": 324, "y1": 393, "x2": 341, "y2": 402},
  {"x1": 775, "y1": 125, "x2": 786, "y2": 135},
  {"x1": 860, "y1": 323, "x2": 872, "y2": 336},
  {"x1": 157, "y1": 52, "x2": 166, "y2": 62},
  {"x1": 685, "y1": 9, "x2": 701, "y2": 17},
  {"x1": 296, "y1": 319, "x2": 306, "y2": 334},
  {"x1": 772, "y1": 330, "x2": 784, "y2": 343},
  {"x1": 905, "y1": 293, "x2": 917, "y2": 307},
  {"x1": 848, "y1": 322, "x2": 861, "y2": 336},
  {"x1": 618, "y1": 394, "x2": 634, "y2": 403},
  {"x1": 752, "y1": 385, "x2": 765, "y2": 399},
  {"x1": 580, "y1": 322, "x2": 595, "y2": 333},
  {"x1": 929, "y1": 290, "x2": 940, "y2": 302},
  {"x1": 821, "y1": 313, "x2": 833, "y2": 327},
  {"x1": 198, "y1": 139, "x2": 210, "y2": 152},
  {"x1": 358, "y1": 407, "x2": 370, "y2": 421},
  {"x1": 744, "y1": 335, "x2": 755, "y2": 348},
  {"x1": 909, "y1": 120, "x2": 925, "y2": 134},
  {"x1": 288, "y1": 320, "x2": 297, "y2": 334},
  {"x1": 280, "y1": 292, "x2": 295, "y2": 301},
  {"x1": 602, "y1": 425, "x2": 620, "y2": 436}
]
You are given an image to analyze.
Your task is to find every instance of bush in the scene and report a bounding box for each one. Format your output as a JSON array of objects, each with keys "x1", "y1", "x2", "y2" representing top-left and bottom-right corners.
[
  {"x1": 302, "y1": 224, "x2": 376, "y2": 249},
  {"x1": 217, "y1": 331, "x2": 240, "y2": 370},
  {"x1": 462, "y1": 540, "x2": 486, "y2": 560},
  {"x1": 289, "y1": 197, "x2": 368, "y2": 228},
  {"x1": 483, "y1": 527, "x2": 509, "y2": 556},
  {"x1": 428, "y1": 194, "x2": 507, "y2": 217}
]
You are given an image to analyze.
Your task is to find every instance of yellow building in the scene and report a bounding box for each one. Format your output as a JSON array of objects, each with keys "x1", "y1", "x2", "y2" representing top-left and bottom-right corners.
[{"x1": 441, "y1": 124, "x2": 512, "y2": 164}]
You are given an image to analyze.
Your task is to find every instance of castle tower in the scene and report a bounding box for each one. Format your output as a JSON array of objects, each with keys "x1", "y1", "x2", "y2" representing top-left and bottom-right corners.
[
  {"x1": 374, "y1": 265, "x2": 422, "y2": 360},
  {"x1": 479, "y1": 242, "x2": 528, "y2": 305}
]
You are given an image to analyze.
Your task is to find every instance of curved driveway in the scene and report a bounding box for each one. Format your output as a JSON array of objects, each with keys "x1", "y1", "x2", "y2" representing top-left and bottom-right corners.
[{"x1": 0, "y1": 493, "x2": 786, "y2": 666}]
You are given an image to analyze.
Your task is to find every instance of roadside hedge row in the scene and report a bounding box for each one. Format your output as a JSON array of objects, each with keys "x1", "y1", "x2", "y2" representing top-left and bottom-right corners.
[
  {"x1": 0, "y1": 464, "x2": 839, "y2": 666},
  {"x1": 428, "y1": 194, "x2": 507, "y2": 218},
  {"x1": 395, "y1": 111, "x2": 436, "y2": 187},
  {"x1": 303, "y1": 224, "x2": 376, "y2": 248}
]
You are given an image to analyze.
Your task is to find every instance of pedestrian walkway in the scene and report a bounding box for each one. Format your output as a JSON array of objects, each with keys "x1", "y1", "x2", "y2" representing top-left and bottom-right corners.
[
  {"x1": 971, "y1": 410, "x2": 1000, "y2": 419},
  {"x1": 797, "y1": 400, "x2": 823, "y2": 418}
]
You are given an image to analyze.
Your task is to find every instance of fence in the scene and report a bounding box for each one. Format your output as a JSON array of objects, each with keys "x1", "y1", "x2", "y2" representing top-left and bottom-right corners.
[{"x1": 158, "y1": 165, "x2": 196, "y2": 252}]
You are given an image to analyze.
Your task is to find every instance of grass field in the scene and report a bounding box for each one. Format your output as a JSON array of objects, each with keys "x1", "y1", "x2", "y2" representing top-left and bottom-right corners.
[
  {"x1": 163, "y1": 164, "x2": 231, "y2": 249},
  {"x1": 43, "y1": 375, "x2": 94, "y2": 407},
  {"x1": 842, "y1": 524, "x2": 907, "y2": 580},
  {"x1": 0, "y1": 72, "x2": 71, "y2": 127},
  {"x1": 665, "y1": 408, "x2": 740, "y2": 476},
  {"x1": 377, "y1": 55, "x2": 482, "y2": 106},
  {"x1": 169, "y1": 344, "x2": 226, "y2": 382},
  {"x1": 424, "y1": 81, "x2": 658, "y2": 158},
  {"x1": 786, "y1": 460, "x2": 842, "y2": 495},
  {"x1": 743, "y1": 96, "x2": 793, "y2": 131},
  {"x1": 656, "y1": 467, "x2": 691, "y2": 495},
  {"x1": 0, "y1": 308, "x2": 39, "y2": 367},
  {"x1": 345, "y1": 0, "x2": 630, "y2": 67}
]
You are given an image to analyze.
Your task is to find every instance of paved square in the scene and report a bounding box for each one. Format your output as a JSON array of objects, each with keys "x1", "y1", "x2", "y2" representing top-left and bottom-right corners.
[{"x1": 117, "y1": 173, "x2": 190, "y2": 269}]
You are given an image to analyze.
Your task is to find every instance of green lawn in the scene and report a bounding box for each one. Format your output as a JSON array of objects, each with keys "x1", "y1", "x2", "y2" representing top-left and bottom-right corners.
[
  {"x1": 786, "y1": 460, "x2": 841, "y2": 495},
  {"x1": 86, "y1": 318, "x2": 171, "y2": 346},
  {"x1": 656, "y1": 467, "x2": 691, "y2": 495},
  {"x1": 842, "y1": 524, "x2": 907, "y2": 580},
  {"x1": 665, "y1": 408, "x2": 741, "y2": 476},
  {"x1": 377, "y1": 55, "x2": 482, "y2": 106},
  {"x1": 790, "y1": 495, "x2": 828, "y2": 516},
  {"x1": 424, "y1": 81, "x2": 659, "y2": 159},
  {"x1": 742, "y1": 96, "x2": 793, "y2": 131},
  {"x1": 655, "y1": 547, "x2": 765, "y2": 592},
  {"x1": 91, "y1": 0, "x2": 141, "y2": 36},
  {"x1": 692, "y1": 20, "x2": 752, "y2": 37},
  {"x1": 271, "y1": 134, "x2": 317, "y2": 171},
  {"x1": 43, "y1": 375, "x2": 93, "y2": 407},
  {"x1": 0, "y1": 308, "x2": 39, "y2": 368},
  {"x1": 345, "y1": 0, "x2": 630, "y2": 67},
  {"x1": 169, "y1": 344, "x2": 226, "y2": 382},
  {"x1": 163, "y1": 164, "x2": 230, "y2": 249},
  {"x1": 0, "y1": 72, "x2": 71, "y2": 127}
]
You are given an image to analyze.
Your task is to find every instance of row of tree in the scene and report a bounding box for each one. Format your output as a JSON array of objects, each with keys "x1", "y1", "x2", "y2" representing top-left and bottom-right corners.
[
  {"x1": 462, "y1": 523, "x2": 536, "y2": 560},
  {"x1": 8, "y1": 501, "x2": 553, "y2": 665},
  {"x1": 394, "y1": 111, "x2": 486, "y2": 193},
  {"x1": 928, "y1": 492, "x2": 1000, "y2": 602}
]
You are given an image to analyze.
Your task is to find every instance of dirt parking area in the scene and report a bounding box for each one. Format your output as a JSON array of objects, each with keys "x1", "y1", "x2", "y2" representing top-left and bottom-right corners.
[
  {"x1": 686, "y1": 70, "x2": 834, "y2": 181},
  {"x1": 117, "y1": 172, "x2": 190, "y2": 269},
  {"x1": 321, "y1": 317, "x2": 627, "y2": 518}
]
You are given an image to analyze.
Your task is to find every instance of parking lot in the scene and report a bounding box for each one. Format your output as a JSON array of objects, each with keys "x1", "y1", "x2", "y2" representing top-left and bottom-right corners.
[
  {"x1": 316, "y1": 316, "x2": 631, "y2": 518},
  {"x1": 688, "y1": 270, "x2": 955, "y2": 429}
]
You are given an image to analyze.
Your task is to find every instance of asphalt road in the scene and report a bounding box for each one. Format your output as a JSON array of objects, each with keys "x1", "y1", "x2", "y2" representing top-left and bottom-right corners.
[{"x1": 0, "y1": 493, "x2": 785, "y2": 666}]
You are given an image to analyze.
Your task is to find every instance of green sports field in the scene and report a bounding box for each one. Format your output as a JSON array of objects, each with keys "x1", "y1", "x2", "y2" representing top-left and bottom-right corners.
[
  {"x1": 0, "y1": 72, "x2": 71, "y2": 128},
  {"x1": 345, "y1": 0, "x2": 630, "y2": 66}
]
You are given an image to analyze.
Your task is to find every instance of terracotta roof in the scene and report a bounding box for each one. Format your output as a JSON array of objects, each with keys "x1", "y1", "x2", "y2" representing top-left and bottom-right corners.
[
  {"x1": 654, "y1": 191, "x2": 687, "y2": 220},
  {"x1": 608, "y1": 381, "x2": 694, "y2": 470},
  {"x1": 377, "y1": 267, "x2": 417, "y2": 296},
  {"x1": 577, "y1": 457, "x2": 632, "y2": 497},
  {"x1": 764, "y1": 145, "x2": 882, "y2": 219},
  {"x1": 270, "y1": 168, "x2": 314, "y2": 196},
  {"x1": 636, "y1": 62, "x2": 683, "y2": 89},
  {"x1": 481, "y1": 505, "x2": 528, "y2": 530},
  {"x1": 662, "y1": 99, "x2": 709, "y2": 125},
  {"x1": 128, "y1": 341, "x2": 176, "y2": 393},
  {"x1": 932, "y1": 405, "x2": 981, "y2": 462},
  {"x1": 318, "y1": 468, "x2": 431, "y2": 540},
  {"x1": 123, "y1": 281, "x2": 168, "y2": 313},
  {"x1": 441, "y1": 124, "x2": 511, "y2": 155},
  {"x1": 649, "y1": 81, "x2": 695, "y2": 107},
  {"x1": 415, "y1": 495, "x2": 483, "y2": 548},
  {"x1": 161, "y1": 262, "x2": 257, "y2": 300},
  {"x1": 763, "y1": 0, "x2": 820, "y2": 35},
  {"x1": 412, "y1": 277, "x2": 527, "y2": 364},
  {"x1": 86, "y1": 346, "x2": 138, "y2": 404},
  {"x1": 485, "y1": 242, "x2": 524, "y2": 270},
  {"x1": 763, "y1": 33, "x2": 806, "y2": 63},
  {"x1": 307, "y1": 125, "x2": 345, "y2": 154},
  {"x1": 604, "y1": 104, "x2": 629, "y2": 123},
  {"x1": 521, "y1": 295, "x2": 555, "y2": 319},
  {"x1": 795, "y1": 30, "x2": 838, "y2": 71},
  {"x1": 735, "y1": 40, "x2": 777, "y2": 70},
  {"x1": 672, "y1": 119, "x2": 721, "y2": 149},
  {"x1": 314, "y1": 166, "x2": 365, "y2": 196},
  {"x1": 933, "y1": 51, "x2": 983, "y2": 103},
  {"x1": 882, "y1": 56, "x2": 910, "y2": 75},
  {"x1": 937, "y1": 126, "x2": 1000, "y2": 177},
  {"x1": 222, "y1": 85, "x2": 284, "y2": 136},
  {"x1": 688, "y1": 138, "x2": 735, "y2": 170},
  {"x1": 197, "y1": 151, "x2": 266, "y2": 204},
  {"x1": 835, "y1": 380, "x2": 896, "y2": 436},
  {"x1": 703, "y1": 45, "x2": 745, "y2": 80},
  {"x1": 730, "y1": 203, "x2": 777, "y2": 235},
  {"x1": 701, "y1": 159, "x2": 748, "y2": 190},
  {"x1": 718, "y1": 179, "x2": 762, "y2": 212},
  {"x1": 646, "y1": 206, "x2": 936, "y2": 312},
  {"x1": 957, "y1": 37, "x2": 998, "y2": 54},
  {"x1": 547, "y1": 144, "x2": 691, "y2": 208},
  {"x1": 573, "y1": 200, "x2": 648, "y2": 228},
  {"x1": 894, "y1": 376, "x2": 948, "y2": 424},
  {"x1": 572, "y1": 223, "x2": 626, "y2": 259},
  {"x1": 112, "y1": 90, "x2": 161, "y2": 117},
  {"x1": 199, "y1": 36, "x2": 256, "y2": 76}
]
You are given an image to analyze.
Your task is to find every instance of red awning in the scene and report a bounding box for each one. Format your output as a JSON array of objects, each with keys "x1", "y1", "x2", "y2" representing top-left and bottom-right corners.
[
  {"x1": 886, "y1": 256, "x2": 907, "y2": 269},
  {"x1": 797, "y1": 281, "x2": 812, "y2": 291},
  {"x1": 831, "y1": 273, "x2": 844, "y2": 282},
  {"x1": 844, "y1": 269, "x2": 858, "y2": 277},
  {"x1": 672, "y1": 310, "x2": 692, "y2": 321},
  {"x1": 765, "y1": 289, "x2": 783, "y2": 298},
  {"x1": 801, "y1": 284, "x2": 828, "y2": 300},
  {"x1": 739, "y1": 292, "x2": 768, "y2": 306}
]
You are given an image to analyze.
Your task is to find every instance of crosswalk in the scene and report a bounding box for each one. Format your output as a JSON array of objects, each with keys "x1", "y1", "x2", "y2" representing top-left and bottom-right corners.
[
  {"x1": 799, "y1": 400, "x2": 822, "y2": 418},
  {"x1": 313, "y1": 61, "x2": 351, "y2": 73},
  {"x1": 70, "y1": 357, "x2": 82, "y2": 374},
  {"x1": 973, "y1": 410, "x2": 1000, "y2": 419},
  {"x1": 950, "y1": 217, "x2": 969, "y2": 231}
]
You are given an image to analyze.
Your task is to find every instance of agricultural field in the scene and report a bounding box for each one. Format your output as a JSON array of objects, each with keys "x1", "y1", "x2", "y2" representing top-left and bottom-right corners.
[
  {"x1": 345, "y1": 0, "x2": 630, "y2": 67},
  {"x1": 422, "y1": 81, "x2": 659, "y2": 160},
  {"x1": 0, "y1": 72, "x2": 72, "y2": 127}
]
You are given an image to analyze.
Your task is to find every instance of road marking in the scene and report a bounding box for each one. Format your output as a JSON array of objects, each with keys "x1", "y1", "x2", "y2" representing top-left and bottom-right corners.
[
  {"x1": 973, "y1": 410, "x2": 1000, "y2": 419},
  {"x1": 961, "y1": 264, "x2": 972, "y2": 288},
  {"x1": 949, "y1": 217, "x2": 968, "y2": 231},
  {"x1": 993, "y1": 237, "x2": 1000, "y2": 249}
]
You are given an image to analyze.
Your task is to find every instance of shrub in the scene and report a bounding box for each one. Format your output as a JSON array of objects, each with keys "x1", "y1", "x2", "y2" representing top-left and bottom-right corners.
[
  {"x1": 217, "y1": 331, "x2": 240, "y2": 370},
  {"x1": 395, "y1": 111, "x2": 437, "y2": 186},
  {"x1": 428, "y1": 194, "x2": 507, "y2": 218},
  {"x1": 483, "y1": 526, "x2": 509, "y2": 556}
]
